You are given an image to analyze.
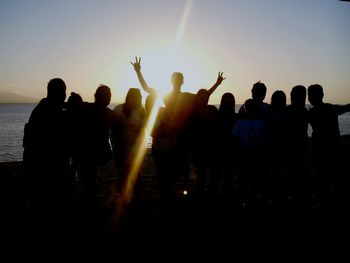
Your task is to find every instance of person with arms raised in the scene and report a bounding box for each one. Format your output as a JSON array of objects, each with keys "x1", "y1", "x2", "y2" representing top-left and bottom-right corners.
[{"x1": 131, "y1": 56, "x2": 225, "y2": 194}]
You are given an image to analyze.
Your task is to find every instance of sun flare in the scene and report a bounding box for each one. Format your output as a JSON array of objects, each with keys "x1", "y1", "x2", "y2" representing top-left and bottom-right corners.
[
  {"x1": 115, "y1": 0, "x2": 217, "y2": 225},
  {"x1": 118, "y1": 44, "x2": 212, "y2": 105}
]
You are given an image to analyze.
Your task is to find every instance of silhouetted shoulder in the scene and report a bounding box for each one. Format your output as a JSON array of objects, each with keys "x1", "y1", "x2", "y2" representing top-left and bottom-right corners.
[
  {"x1": 238, "y1": 102, "x2": 269, "y2": 117},
  {"x1": 260, "y1": 102, "x2": 270, "y2": 113},
  {"x1": 207, "y1": 104, "x2": 219, "y2": 111},
  {"x1": 113, "y1": 104, "x2": 123, "y2": 112},
  {"x1": 179, "y1": 92, "x2": 196, "y2": 106},
  {"x1": 113, "y1": 104, "x2": 125, "y2": 119}
]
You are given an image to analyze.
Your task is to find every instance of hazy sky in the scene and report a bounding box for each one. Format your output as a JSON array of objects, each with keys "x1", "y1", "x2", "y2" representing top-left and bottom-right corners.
[{"x1": 1, "y1": 0, "x2": 349, "y2": 104}]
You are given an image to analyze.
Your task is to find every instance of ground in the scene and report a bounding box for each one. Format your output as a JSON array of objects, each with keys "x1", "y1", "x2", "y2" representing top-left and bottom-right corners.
[{"x1": 1, "y1": 137, "x2": 350, "y2": 260}]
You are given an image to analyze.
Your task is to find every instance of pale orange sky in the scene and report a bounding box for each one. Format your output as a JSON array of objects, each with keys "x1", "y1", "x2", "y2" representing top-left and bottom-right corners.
[{"x1": 1, "y1": 0, "x2": 349, "y2": 105}]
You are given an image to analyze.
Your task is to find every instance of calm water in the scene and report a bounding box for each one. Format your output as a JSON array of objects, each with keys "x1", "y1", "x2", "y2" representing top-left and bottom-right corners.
[
  {"x1": 1, "y1": 103, "x2": 350, "y2": 162},
  {"x1": 0, "y1": 104, "x2": 34, "y2": 162}
]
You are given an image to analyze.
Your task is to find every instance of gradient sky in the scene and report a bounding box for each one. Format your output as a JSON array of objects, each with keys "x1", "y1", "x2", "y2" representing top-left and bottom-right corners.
[{"x1": 1, "y1": 0, "x2": 349, "y2": 104}]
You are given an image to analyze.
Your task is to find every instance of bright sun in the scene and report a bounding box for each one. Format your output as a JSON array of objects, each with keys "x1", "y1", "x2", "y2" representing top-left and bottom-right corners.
[
  {"x1": 118, "y1": 44, "x2": 212, "y2": 104},
  {"x1": 114, "y1": 0, "x2": 216, "y2": 105}
]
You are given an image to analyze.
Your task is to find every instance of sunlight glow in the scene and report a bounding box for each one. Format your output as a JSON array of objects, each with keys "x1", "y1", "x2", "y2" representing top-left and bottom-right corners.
[
  {"x1": 116, "y1": 0, "x2": 201, "y2": 225},
  {"x1": 114, "y1": 1, "x2": 214, "y2": 103},
  {"x1": 144, "y1": 96, "x2": 164, "y2": 138},
  {"x1": 130, "y1": 45, "x2": 211, "y2": 97},
  {"x1": 175, "y1": 0, "x2": 193, "y2": 46},
  {"x1": 116, "y1": 98, "x2": 160, "y2": 223},
  {"x1": 120, "y1": 131, "x2": 147, "y2": 205},
  {"x1": 115, "y1": 45, "x2": 206, "y2": 103}
]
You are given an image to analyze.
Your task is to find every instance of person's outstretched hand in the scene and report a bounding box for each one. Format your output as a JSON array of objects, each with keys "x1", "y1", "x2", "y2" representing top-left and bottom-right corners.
[
  {"x1": 216, "y1": 71, "x2": 226, "y2": 85},
  {"x1": 130, "y1": 56, "x2": 141, "y2": 72}
]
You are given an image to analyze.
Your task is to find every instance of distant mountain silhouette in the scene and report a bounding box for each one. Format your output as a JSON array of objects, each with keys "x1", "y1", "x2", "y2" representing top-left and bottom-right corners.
[{"x1": 0, "y1": 91, "x2": 39, "y2": 103}]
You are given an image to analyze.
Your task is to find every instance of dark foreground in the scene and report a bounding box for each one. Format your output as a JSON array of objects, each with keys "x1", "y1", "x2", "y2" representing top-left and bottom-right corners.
[{"x1": 1, "y1": 138, "x2": 350, "y2": 260}]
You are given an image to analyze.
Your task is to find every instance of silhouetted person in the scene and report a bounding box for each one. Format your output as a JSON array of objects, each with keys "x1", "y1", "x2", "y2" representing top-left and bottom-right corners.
[
  {"x1": 151, "y1": 97, "x2": 179, "y2": 201},
  {"x1": 239, "y1": 81, "x2": 270, "y2": 117},
  {"x1": 308, "y1": 84, "x2": 350, "y2": 208},
  {"x1": 237, "y1": 81, "x2": 270, "y2": 203},
  {"x1": 23, "y1": 78, "x2": 71, "y2": 237},
  {"x1": 78, "y1": 85, "x2": 115, "y2": 230},
  {"x1": 266, "y1": 90, "x2": 287, "y2": 207},
  {"x1": 235, "y1": 81, "x2": 269, "y2": 206},
  {"x1": 217, "y1": 92, "x2": 239, "y2": 198},
  {"x1": 188, "y1": 89, "x2": 220, "y2": 199},
  {"x1": 232, "y1": 99, "x2": 268, "y2": 206},
  {"x1": 131, "y1": 56, "x2": 225, "y2": 193},
  {"x1": 285, "y1": 85, "x2": 310, "y2": 208},
  {"x1": 66, "y1": 92, "x2": 84, "y2": 176},
  {"x1": 112, "y1": 88, "x2": 146, "y2": 202}
]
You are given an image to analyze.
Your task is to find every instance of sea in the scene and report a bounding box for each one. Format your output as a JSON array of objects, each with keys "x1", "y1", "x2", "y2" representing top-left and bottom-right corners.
[{"x1": 1, "y1": 103, "x2": 350, "y2": 162}]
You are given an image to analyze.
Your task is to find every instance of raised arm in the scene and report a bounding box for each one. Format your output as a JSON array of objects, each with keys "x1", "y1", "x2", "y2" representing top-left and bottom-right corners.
[
  {"x1": 208, "y1": 71, "x2": 226, "y2": 96},
  {"x1": 130, "y1": 57, "x2": 154, "y2": 95},
  {"x1": 337, "y1": 103, "x2": 350, "y2": 115}
]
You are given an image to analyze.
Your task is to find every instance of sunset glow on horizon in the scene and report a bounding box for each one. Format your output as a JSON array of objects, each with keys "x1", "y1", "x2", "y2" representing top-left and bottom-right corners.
[{"x1": 1, "y1": 0, "x2": 350, "y2": 105}]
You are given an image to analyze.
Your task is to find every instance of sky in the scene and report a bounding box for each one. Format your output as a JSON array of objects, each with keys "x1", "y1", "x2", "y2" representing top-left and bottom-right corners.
[{"x1": 1, "y1": 0, "x2": 349, "y2": 105}]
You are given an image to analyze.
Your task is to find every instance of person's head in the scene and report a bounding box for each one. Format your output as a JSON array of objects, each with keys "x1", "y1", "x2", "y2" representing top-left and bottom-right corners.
[
  {"x1": 194, "y1": 89, "x2": 210, "y2": 110},
  {"x1": 47, "y1": 78, "x2": 66, "y2": 105},
  {"x1": 94, "y1": 84, "x2": 111, "y2": 107},
  {"x1": 307, "y1": 84, "x2": 324, "y2": 106},
  {"x1": 125, "y1": 88, "x2": 142, "y2": 109},
  {"x1": 270, "y1": 90, "x2": 286, "y2": 111},
  {"x1": 290, "y1": 85, "x2": 306, "y2": 108},
  {"x1": 67, "y1": 92, "x2": 83, "y2": 110},
  {"x1": 251, "y1": 81, "x2": 267, "y2": 102},
  {"x1": 171, "y1": 72, "x2": 184, "y2": 92},
  {"x1": 219, "y1": 92, "x2": 235, "y2": 113}
]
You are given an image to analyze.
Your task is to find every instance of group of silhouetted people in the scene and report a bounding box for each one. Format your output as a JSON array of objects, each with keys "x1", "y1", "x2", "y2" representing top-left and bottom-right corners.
[{"x1": 22, "y1": 57, "x2": 350, "y2": 237}]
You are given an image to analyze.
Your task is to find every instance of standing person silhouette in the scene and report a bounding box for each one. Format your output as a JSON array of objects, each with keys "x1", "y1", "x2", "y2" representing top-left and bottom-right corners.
[
  {"x1": 308, "y1": 84, "x2": 350, "y2": 208},
  {"x1": 66, "y1": 92, "x2": 84, "y2": 177},
  {"x1": 151, "y1": 96, "x2": 179, "y2": 201},
  {"x1": 236, "y1": 81, "x2": 269, "y2": 206},
  {"x1": 131, "y1": 56, "x2": 225, "y2": 194},
  {"x1": 217, "y1": 92, "x2": 239, "y2": 199},
  {"x1": 188, "y1": 89, "x2": 220, "y2": 199},
  {"x1": 78, "y1": 84, "x2": 115, "y2": 234},
  {"x1": 266, "y1": 90, "x2": 287, "y2": 207},
  {"x1": 285, "y1": 85, "x2": 310, "y2": 208},
  {"x1": 23, "y1": 78, "x2": 71, "y2": 238},
  {"x1": 232, "y1": 99, "x2": 268, "y2": 206},
  {"x1": 111, "y1": 88, "x2": 146, "y2": 201}
]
